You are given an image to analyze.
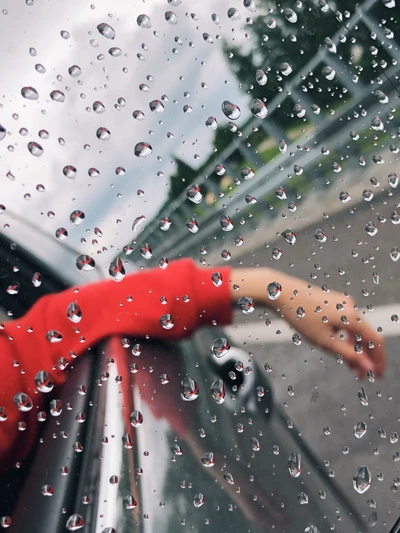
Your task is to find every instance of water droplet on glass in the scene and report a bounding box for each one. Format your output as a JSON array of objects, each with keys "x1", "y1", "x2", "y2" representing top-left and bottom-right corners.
[
  {"x1": 353, "y1": 465, "x2": 371, "y2": 494},
  {"x1": 97, "y1": 23, "x2": 116, "y2": 39},
  {"x1": 160, "y1": 313, "x2": 174, "y2": 330},
  {"x1": 390, "y1": 247, "x2": 399, "y2": 262},
  {"x1": 63, "y1": 165, "x2": 77, "y2": 179},
  {"x1": 220, "y1": 215, "x2": 234, "y2": 231},
  {"x1": 137, "y1": 14, "x2": 151, "y2": 28},
  {"x1": 50, "y1": 90, "x2": 65, "y2": 102},
  {"x1": 32, "y1": 272, "x2": 42, "y2": 287},
  {"x1": 227, "y1": 7, "x2": 241, "y2": 20},
  {"x1": 251, "y1": 437, "x2": 261, "y2": 451},
  {"x1": 55, "y1": 227, "x2": 68, "y2": 241},
  {"x1": 201, "y1": 451, "x2": 215, "y2": 467},
  {"x1": 123, "y1": 495, "x2": 138, "y2": 509},
  {"x1": 288, "y1": 452, "x2": 302, "y2": 477},
  {"x1": 210, "y1": 337, "x2": 230, "y2": 358},
  {"x1": 0, "y1": 125, "x2": 6, "y2": 141},
  {"x1": 249, "y1": 99, "x2": 269, "y2": 122},
  {"x1": 70, "y1": 210, "x2": 85, "y2": 225},
  {"x1": 46, "y1": 330, "x2": 63, "y2": 343},
  {"x1": 67, "y1": 302, "x2": 82, "y2": 323},
  {"x1": 365, "y1": 222, "x2": 378, "y2": 237},
  {"x1": 314, "y1": 229, "x2": 327, "y2": 243},
  {"x1": 241, "y1": 167, "x2": 254, "y2": 180},
  {"x1": 210, "y1": 379, "x2": 225, "y2": 404},
  {"x1": 21, "y1": 86, "x2": 39, "y2": 100},
  {"x1": 68, "y1": 65, "x2": 81, "y2": 77},
  {"x1": 215, "y1": 164, "x2": 226, "y2": 175},
  {"x1": 41, "y1": 484, "x2": 54, "y2": 496},
  {"x1": 205, "y1": 116, "x2": 218, "y2": 129},
  {"x1": 186, "y1": 184, "x2": 202, "y2": 204},
  {"x1": 35, "y1": 370, "x2": 54, "y2": 393},
  {"x1": 238, "y1": 296, "x2": 255, "y2": 314},
  {"x1": 66, "y1": 514, "x2": 84, "y2": 531},
  {"x1": 193, "y1": 493, "x2": 205, "y2": 507},
  {"x1": 27, "y1": 141, "x2": 44, "y2": 156},
  {"x1": 149, "y1": 100, "x2": 165, "y2": 113},
  {"x1": 339, "y1": 191, "x2": 351, "y2": 204},
  {"x1": 181, "y1": 376, "x2": 199, "y2": 401},
  {"x1": 109, "y1": 258, "x2": 125, "y2": 282},
  {"x1": 285, "y1": 8, "x2": 297, "y2": 22},
  {"x1": 293, "y1": 164, "x2": 303, "y2": 175},
  {"x1": 221, "y1": 101, "x2": 241, "y2": 120},
  {"x1": 130, "y1": 410, "x2": 143, "y2": 427},
  {"x1": 14, "y1": 392, "x2": 33, "y2": 412},
  {"x1": 76, "y1": 255, "x2": 96, "y2": 271},
  {"x1": 322, "y1": 66, "x2": 335, "y2": 80},
  {"x1": 165, "y1": 11, "x2": 178, "y2": 24},
  {"x1": 255, "y1": 69, "x2": 267, "y2": 85},
  {"x1": 96, "y1": 127, "x2": 111, "y2": 140},
  {"x1": 354, "y1": 421, "x2": 367, "y2": 439},
  {"x1": 132, "y1": 215, "x2": 146, "y2": 231},
  {"x1": 203, "y1": 33, "x2": 214, "y2": 44},
  {"x1": 358, "y1": 387, "x2": 369, "y2": 406},
  {"x1": 267, "y1": 281, "x2": 282, "y2": 300},
  {"x1": 280, "y1": 62, "x2": 292, "y2": 76},
  {"x1": 282, "y1": 228, "x2": 296, "y2": 245},
  {"x1": 134, "y1": 142, "x2": 152, "y2": 157},
  {"x1": 93, "y1": 101, "x2": 106, "y2": 114}
]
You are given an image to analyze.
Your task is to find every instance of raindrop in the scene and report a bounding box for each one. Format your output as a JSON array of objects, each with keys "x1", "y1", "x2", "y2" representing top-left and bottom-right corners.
[
  {"x1": 13, "y1": 392, "x2": 33, "y2": 412},
  {"x1": 66, "y1": 514, "x2": 84, "y2": 531},
  {"x1": 60, "y1": 30, "x2": 70, "y2": 39},
  {"x1": 134, "y1": 142, "x2": 152, "y2": 157},
  {"x1": 251, "y1": 437, "x2": 261, "y2": 451},
  {"x1": 123, "y1": 495, "x2": 137, "y2": 509},
  {"x1": 311, "y1": 103, "x2": 320, "y2": 114},
  {"x1": 293, "y1": 164, "x2": 303, "y2": 175},
  {"x1": 171, "y1": 443, "x2": 183, "y2": 455},
  {"x1": 50, "y1": 90, "x2": 65, "y2": 102},
  {"x1": 210, "y1": 379, "x2": 225, "y2": 404},
  {"x1": 201, "y1": 452, "x2": 215, "y2": 467},
  {"x1": 215, "y1": 164, "x2": 226, "y2": 175},
  {"x1": 93, "y1": 101, "x2": 106, "y2": 114},
  {"x1": 109, "y1": 47, "x2": 122, "y2": 57},
  {"x1": 0, "y1": 125, "x2": 6, "y2": 141},
  {"x1": 158, "y1": 216, "x2": 171, "y2": 231},
  {"x1": 284, "y1": 8, "x2": 297, "y2": 23},
  {"x1": 267, "y1": 281, "x2": 282, "y2": 300},
  {"x1": 322, "y1": 66, "x2": 335, "y2": 80},
  {"x1": 21, "y1": 86, "x2": 39, "y2": 100},
  {"x1": 35, "y1": 370, "x2": 54, "y2": 393},
  {"x1": 205, "y1": 116, "x2": 218, "y2": 129},
  {"x1": 375, "y1": 90, "x2": 388, "y2": 104},
  {"x1": 181, "y1": 377, "x2": 199, "y2": 401},
  {"x1": 133, "y1": 110, "x2": 145, "y2": 120},
  {"x1": 137, "y1": 14, "x2": 151, "y2": 28},
  {"x1": 210, "y1": 337, "x2": 230, "y2": 358},
  {"x1": 388, "y1": 173, "x2": 398, "y2": 188},
  {"x1": 324, "y1": 37, "x2": 336, "y2": 53},
  {"x1": 130, "y1": 410, "x2": 143, "y2": 427},
  {"x1": 354, "y1": 421, "x2": 367, "y2": 439},
  {"x1": 241, "y1": 167, "x2": 254, "y2": 180},
  {"x1": 314, "y1": 229, "x2": 327, "y2": 243},
  {"x1": 67, "y1": 302, "x2": 82, "y2": 323},
  {"x1": 68, "y1": 65, "x2": 81, "y2": 77},
  {"x1": 365, "y1": 222, "x2": 378, "y2": 237},
  {"x1": 256, "y1": 69, "x2": 267, "y2": 85},
  {"x1": 238, "y1": 296, "x2": 255, "y2": 314},
  {"x1": 96, "y1": 127, "x2": 111, "y2": 140},
  {"x1": 186, "y1": 219, "x2": 199, "y2": 233},
  {"x1": 63, "y1": 165, "x2": 77, "y2": 179},
  {"x1": 140, "y1": 243, "x2": 152, "y2": 259},
  {"x1": 279, "y1": 140, "x2": 287, "y2": 153},
  {"x1": 76, "y1": 255, "x2": 96, "y2": 271},
  {"x1": 27, "y1": 141, "x2": 44, "y2": 156},
  {"x1": 371, "y1": 117, "x2": 384, "y2": 131},
  {"x1": 280, "y1": 62, "x2": 292, "y2": 76},
  {"x1": 220, "y1": 215, "x2": 234, "y2": 231},
  {"x1": 109, "y1": 258, "x2": 125, "y2": 282},
  {"x1": 160, "y1": 314, "x2": 174, "y2": 329},
  {"x1": 250, "y1": 99, "x2": 268, "y2": 118},
  {"x1": 193, "y1": 493, "x2": 205, "y2": 508},
  {"x1": 32, "y1": 272, "x2": 42, "y2": 287},
  {"x1": 288, "y1": 452, "x2": 302, "y2": 477},
  {"x1": 42, "y1": 484, "x2": 54, "y2": 496},
  {"x1": 165, "y1": 11, "x2": 178, "y2": 24},
  {"x1": 282, "y1": 228, "x2": 296, "y2": 245},
  {"x1": 55, "y1": 228, "x2": 68, "y2": 241},
  {"x1": 358, "y1": 387, "x2": 369, "y2": 406},
  {"x1": 339, "y1": 191, "x2": 351, "y2": 204},
  {"x1": 275, "y1": 186, "x2": 286, "y2": 200},
  {"x1": 221, "y1": 101, "x2": 241, "y2": 120},
  {"x1": 227, "y1": 7, "x2": 241, "y2": 20},
  {"x1": 97, "y1": 23, "x2": 116, "y2": 39},
  {"x1": 70, "y1": 210, "x2": 85, "y2": 225},
  {"x1": 203, "y1": 33, "x2": 214, "y2": 44},
  {"x1": 353, "y1": 465, "x2": 371, "y2": 494},
  {"x1": 186, "y1": 184, "x2": 202, "y2": 204},
  {"x1": 46, "y1": 330, "x2": 63, "y2": 343},
  {"x1": 149, "y1": 99, "x2": 165, "y2": 113},
  {"x1": 390, "y1": 247, "x2": 399, "y2": 262}
]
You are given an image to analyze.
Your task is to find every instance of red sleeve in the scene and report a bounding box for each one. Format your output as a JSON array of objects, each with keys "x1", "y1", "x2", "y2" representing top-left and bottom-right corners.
[{"x1": 0, "y1": 258, "x2": 232, "y2": 470}]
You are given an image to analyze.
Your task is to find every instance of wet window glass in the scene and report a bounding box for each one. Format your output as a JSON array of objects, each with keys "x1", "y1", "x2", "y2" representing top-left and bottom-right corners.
[{"x1": 0, "y1": 0, "x2": 398, "y2": 532}]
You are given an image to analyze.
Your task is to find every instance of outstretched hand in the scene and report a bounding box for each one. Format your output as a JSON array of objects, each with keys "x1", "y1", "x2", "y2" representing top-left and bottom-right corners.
[{"x1": 230, "y1": 268, "x2": 386, "y2": 379}]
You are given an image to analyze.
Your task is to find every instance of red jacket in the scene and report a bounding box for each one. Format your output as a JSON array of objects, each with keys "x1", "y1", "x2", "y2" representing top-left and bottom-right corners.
[{"x1": 0, "y1": 258, "x2": 232, "y2": 471}]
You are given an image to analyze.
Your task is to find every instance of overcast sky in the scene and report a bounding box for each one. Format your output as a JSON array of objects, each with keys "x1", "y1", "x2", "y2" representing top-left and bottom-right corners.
[{"x1": 0, "y1": 0, "x2": 252, "y2": 272}]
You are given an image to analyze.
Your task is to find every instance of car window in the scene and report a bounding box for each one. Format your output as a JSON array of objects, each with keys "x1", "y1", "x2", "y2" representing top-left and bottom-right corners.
[{"x1": 0, "y1": 1, "x2": 399, "y2": 532}]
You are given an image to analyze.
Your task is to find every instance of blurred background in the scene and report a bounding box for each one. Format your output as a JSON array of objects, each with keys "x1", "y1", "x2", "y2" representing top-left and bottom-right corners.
[{"x1": 0, "y1": 0, "x2": 399, "y2": 529}]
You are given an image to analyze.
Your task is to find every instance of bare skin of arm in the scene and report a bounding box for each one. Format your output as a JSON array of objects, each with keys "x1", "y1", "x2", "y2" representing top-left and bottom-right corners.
[{"x1": 229, "y1": 268, "x2": 386, "y2": 379}]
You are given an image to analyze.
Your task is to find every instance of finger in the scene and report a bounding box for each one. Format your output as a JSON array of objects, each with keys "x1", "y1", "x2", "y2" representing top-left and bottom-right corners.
[
  {"x1": 347, "y1": 322, "x2": 386, "y2": 378},
  {"x1": 327, "y1": 335, "x2": 373, "y2": 378}
]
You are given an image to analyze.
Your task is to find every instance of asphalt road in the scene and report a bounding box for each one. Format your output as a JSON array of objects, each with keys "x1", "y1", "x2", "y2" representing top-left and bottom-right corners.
[{"x1": 223, "y1": 182, "x2": 400, "y2": 529}]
